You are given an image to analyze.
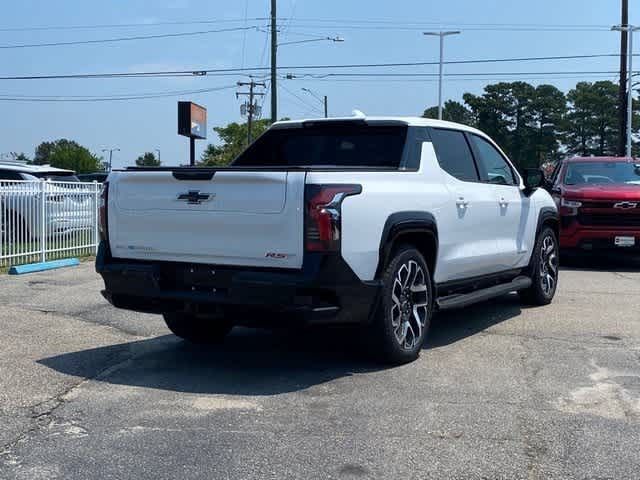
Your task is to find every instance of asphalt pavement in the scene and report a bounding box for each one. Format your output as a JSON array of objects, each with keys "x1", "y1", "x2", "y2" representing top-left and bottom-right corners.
[{"x1": 0, "y1": 256, "x2": 639, "y2": 479}]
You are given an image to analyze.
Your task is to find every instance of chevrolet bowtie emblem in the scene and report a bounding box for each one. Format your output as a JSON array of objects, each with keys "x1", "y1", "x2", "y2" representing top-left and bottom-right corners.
[
  {"x1": 177, "y1": 190, "x2": 213, "y2": 204},
  {"x1": 614, "y1": 201, "x2": 638, "y2": 210}
]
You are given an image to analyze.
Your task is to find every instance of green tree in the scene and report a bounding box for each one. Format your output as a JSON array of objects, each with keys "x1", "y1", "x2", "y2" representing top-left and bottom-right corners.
[
  {"x1": 200, "y1": 119, "x2": 272, "y2": 166},
  {"x1": 135, "y1": 152, "x2": 161, "y2": 167},
  {"x1": 463, "y1": 82, "x2": 567, "y2": 170},
  {"x1": 33, "y1": 139, "x2": 101, "y2": 173},
  {"x1": 422, "y1": 100, "x2": 475, "y2": 126},
  {"x1": 48, "y1": 144, "x2": 101, "y2": 174},
  {"x1": 564, "y1": 81, "x2": 620, "y2": 156}
]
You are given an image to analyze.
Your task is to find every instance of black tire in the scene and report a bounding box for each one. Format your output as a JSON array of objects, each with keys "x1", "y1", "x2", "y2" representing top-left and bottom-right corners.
[
  {"x1": 162, "y1": 312, "x2": 234, "y2": 344},
  {"x1": 519, "y1": 226, "x2": 559, "y2": 305},
  {"x1": 370, "y1": 245, "x2": 433, "y2": 365}
]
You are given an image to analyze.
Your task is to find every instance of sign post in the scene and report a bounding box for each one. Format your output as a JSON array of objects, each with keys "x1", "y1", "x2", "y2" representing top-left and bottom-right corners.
[{"x1": 178, "y1": 101, "x2": 207, "y2": 166}]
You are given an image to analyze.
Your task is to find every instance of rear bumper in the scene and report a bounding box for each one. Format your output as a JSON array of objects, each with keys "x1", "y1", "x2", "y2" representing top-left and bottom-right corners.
[
  {"x1": 95, "y1": 242, "x2": 380, "y2": 325},
  {"x1": 559, "y1": 219, "x2": 640, "y2": 250}
]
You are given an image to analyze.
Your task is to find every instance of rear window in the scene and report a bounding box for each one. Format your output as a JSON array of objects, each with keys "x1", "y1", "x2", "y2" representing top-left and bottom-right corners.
[
  {"x1": 430, "y1": 128, "x2": 479, "y2": 182},
  {"x1": 30, "y1": 172, "x2": 80, "y2": 182},
  {"x1": 232, "y1": 124, "x2": 408, "y2": 168}
]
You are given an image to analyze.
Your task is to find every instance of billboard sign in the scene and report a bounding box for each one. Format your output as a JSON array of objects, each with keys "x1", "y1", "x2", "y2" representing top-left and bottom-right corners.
[{"x1": 178, "y1": 101, "x2": 207, "y2": 140}]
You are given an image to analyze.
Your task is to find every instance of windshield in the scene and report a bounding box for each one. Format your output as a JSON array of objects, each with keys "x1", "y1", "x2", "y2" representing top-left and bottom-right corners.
[
  {"x1": 232, "y1": 124, "x2": 408, "y2": 168},
  {"x1": 563, "y1": 161, "x2": 640, "y2": 186}
]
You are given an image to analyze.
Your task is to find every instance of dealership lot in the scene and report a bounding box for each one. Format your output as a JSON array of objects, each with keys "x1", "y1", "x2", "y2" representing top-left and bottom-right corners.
[{"x1": 0, "y1": 259, "x2": 639, "y2": 479}]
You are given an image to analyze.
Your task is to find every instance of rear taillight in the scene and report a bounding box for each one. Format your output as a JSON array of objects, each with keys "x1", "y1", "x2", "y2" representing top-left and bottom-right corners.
[
  {"x1": 305, "y1": 184, "x2": 361, "y2": 252},
  {"x1": 98, "y1": 182, "x2": 108, "y2": 240}
]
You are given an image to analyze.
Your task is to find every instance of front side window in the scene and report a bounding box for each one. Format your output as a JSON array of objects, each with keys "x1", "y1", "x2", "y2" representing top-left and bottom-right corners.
[
  {"x1": 430, "y1": 128, "x2": 479, "y2": 182},
  {"x1": 470, "y1": 135, "x2": 517, "y2": 186},
  {"x1": 563, "y1": 161, "x2": 640, "y2": 186}
]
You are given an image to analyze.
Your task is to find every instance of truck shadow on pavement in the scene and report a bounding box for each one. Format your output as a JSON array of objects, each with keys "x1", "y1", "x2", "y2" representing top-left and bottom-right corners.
[{"x1": 38, "y1": 295, "x2": 522, "y2": 396}]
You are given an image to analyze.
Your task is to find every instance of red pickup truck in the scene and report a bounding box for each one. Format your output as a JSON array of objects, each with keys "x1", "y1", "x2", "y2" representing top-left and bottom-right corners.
[{"x1": 549, "y1": 156, "x2": 640, "y2": 252}]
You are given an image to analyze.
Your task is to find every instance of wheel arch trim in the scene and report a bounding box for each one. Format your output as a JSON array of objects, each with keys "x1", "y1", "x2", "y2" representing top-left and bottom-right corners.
[{"x1": 376, "y1": 211, "x2": 439, "y2": 278}]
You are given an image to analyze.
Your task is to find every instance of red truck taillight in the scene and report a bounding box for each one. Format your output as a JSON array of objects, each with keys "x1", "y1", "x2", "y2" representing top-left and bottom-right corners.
[
  {"x1": 98, "y1": 182, "x2": 109, "y2": 241},
  {"x1": 304, "y1": 184, "x2": 361, "y2": 252}
]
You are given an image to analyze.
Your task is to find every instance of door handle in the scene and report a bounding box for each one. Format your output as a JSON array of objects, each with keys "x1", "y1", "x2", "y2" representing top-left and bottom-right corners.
[
  {"x1": 456, "y1": 197, "x2": 469, "y2": 208},
  {"x1": 499, "y1": 197, "x2": 509, "y2": 207}
]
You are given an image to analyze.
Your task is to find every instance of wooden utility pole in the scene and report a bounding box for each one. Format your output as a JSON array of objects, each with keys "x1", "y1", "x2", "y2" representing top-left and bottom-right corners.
[
  {"x1": 237, "y1": 80, "x2": 266, "y2": 145},
  {"x1": 618, "y1": 0, "x2": 629, "y2": 157},
  {"x1": 270, "y1": 0, "x2": 278, "y2": 123}
]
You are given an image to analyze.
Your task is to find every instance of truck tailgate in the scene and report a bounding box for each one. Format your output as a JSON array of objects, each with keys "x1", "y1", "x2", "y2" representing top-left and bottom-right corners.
[{"x1": 107, "y1": 170, "x2": 305, "y2": 269}]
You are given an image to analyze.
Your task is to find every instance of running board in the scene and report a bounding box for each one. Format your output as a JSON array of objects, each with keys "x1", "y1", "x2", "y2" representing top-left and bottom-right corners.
[{"x1": 436, "y1": 276, "x2": 532, "y2": 311}]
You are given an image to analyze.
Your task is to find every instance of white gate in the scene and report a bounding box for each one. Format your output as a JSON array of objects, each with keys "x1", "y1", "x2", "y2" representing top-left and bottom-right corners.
[{"x1": 0, "y1": 180, "x2": 101, "y2": 268}]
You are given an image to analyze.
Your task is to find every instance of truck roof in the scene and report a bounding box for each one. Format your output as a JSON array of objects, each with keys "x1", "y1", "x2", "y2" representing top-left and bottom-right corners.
[{"x1": 271, "y1": 116, "x2": 485, "y2": 136}]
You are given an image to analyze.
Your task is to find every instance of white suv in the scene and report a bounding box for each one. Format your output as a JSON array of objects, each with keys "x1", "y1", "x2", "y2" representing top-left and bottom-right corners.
[{"x1": 97, "y1": 116, "x2": 559, "y2": 364}]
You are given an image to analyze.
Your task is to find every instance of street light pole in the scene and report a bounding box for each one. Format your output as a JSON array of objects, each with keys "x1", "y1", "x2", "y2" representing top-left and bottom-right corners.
[
  {"x1": 301, "y1": 88, "x2": 328, "y2": 118},
  {"x1": 270, "y1": 0, "x2": 277, "y2": 123},
  {"x1": 423, "y1": 31, "x2": 461, "y2": 120},
  {"x1": 101, "y1": 148, "x2": 120, "y2": 172},
  {"x1": 612, "y1": 24, "x2": 639, "y2": 157}
]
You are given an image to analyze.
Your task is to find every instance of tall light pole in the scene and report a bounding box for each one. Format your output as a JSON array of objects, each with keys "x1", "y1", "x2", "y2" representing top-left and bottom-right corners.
[
  {"x1": 155, "y1": 149, "x2": 161, "y2": 163},
  {"x1": 612, "y1": 24, "x2": 639, "y2": 157},
  {"x1": 423, "y1": 31, "x2": 460, "y2": 120},
  {"x1": 302, "y1": 87, "x2": 328, "y2": 118},
  {"x1": 270, "y1": 0, "x2": 277, "y2": 123},
  {"x1": 101, "y1": 148, "x2": 120, "y2": 172}
]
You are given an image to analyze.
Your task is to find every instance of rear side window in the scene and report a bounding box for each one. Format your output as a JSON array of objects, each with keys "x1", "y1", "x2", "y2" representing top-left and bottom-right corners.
[
  {"x1": 0, "y1": 169, "x2": 23, "y2": 180},
  {"x1": 233, "y1": 124, "x2": 408, "y2": 168},
  {"x1": 469, "y1": 134, "x2": 517, "y2": 186},
  {"x1": 430, "y1": 128, "x2": 479, "y2": 182}
]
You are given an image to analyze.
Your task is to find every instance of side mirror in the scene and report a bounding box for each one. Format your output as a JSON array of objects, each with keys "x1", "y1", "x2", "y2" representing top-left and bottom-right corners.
[{"x1": 522, "y1": 168, "x2": 544, "y2": 195}]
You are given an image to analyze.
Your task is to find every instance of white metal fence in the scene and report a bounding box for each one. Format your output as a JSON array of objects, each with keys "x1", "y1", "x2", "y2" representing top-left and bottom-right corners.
[{"x1": 0, "y1": 180, "x2": 101, "y2": 268}]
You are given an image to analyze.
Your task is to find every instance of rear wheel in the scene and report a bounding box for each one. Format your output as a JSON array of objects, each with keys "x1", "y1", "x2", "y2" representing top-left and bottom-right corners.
[
  {"x1": 371, "y1": 245, "x2": 433, "y2": 364},
  {"x1": 519, "y1": 226, "x2": 559, "y2": 305},
  {"x1": 162, "y1": 312, "x2": 234, "y2": 344}
]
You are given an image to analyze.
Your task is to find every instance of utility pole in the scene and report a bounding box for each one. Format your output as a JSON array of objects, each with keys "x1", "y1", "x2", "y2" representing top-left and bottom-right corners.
[
  {"x1": 613, "y1": 24, "x2": 639, "y2": 157},
  {"x1": 237, "y1": 80, "x2": 266, "y2": 145},
  {"x1": 155, "y1": 148, "x2": 161, "y2": 163},
  {"x1": 270, "y1": 0, "x2": 278, "y2": 123},
  {"x1": 323, "y1": 95, "x2": 328, "y2": 118},
  {"x1": 101, "y1": 148, "x2": 120, "y2": 172},
  {"x1": 423, "y1": 31, "x2": 461, "y2": 120},
  {"x1": 618, "y1": 0, "x2": 629, "y2": 157}
]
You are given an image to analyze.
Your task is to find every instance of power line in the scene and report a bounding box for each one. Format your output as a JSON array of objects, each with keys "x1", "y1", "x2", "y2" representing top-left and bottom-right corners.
[
  {"x1": 279, "y1": 83, "x2": 323, "y2": 114},
  {"x1": 286, "y1": 70, "x2": 630, "y2": 78},
  {"x1": 0, "y1": 85, "x2": 236, "y2": 102},
  {"x1": 0, "y1": 18, "x2": 270, "y2": 32},
  {"x1": 0, "y1": 18, "x2": 610, "y2": 33},
  {"x1": 0, "y1": 26, "x2": 258, "y2": 49},
  {"x1": 0, "y1": 53, "x2": 632, "y2": 81}
]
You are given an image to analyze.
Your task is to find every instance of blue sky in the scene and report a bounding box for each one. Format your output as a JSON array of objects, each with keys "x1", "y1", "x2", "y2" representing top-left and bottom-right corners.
[{"x1": 0, "y1": 0, "x2": 637, "y2": 168}]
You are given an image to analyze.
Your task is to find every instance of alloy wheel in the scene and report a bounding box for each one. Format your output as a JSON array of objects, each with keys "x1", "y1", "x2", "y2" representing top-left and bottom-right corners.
[
  {"x1": 539, "y1": 234, "x2": 558, "y2": 297},
  {"x1": 390, "y1": 260, "x2": 429, "y2": 350}
]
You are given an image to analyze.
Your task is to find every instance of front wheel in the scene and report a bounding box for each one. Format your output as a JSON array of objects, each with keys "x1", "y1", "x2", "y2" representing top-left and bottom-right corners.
[
  {"x1": 162, "y1": 312, "x2": 234, "y2": 344},
  {"x1": 371, "y1": 245, "x2": 433, "y2": 364},
  {"x1": 519, "y1": 226, "x2": 559, "y2": 305}
]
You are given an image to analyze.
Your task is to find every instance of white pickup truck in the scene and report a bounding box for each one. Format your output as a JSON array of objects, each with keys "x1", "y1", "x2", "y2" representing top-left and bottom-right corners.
[{"x1": 97, "y1": 116, "x2": 559, "y2": 364}]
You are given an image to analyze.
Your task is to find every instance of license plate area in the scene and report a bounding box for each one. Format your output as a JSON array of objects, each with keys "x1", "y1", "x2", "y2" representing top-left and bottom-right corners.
[{"x1": 614, "y1": 236, "x2": 636, "y2": 247}]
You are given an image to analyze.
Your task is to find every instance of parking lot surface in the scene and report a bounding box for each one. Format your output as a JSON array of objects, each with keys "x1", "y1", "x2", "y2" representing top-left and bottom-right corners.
[{"x1": 0, "y1": 258, "x2": 639, "y2": 479}]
